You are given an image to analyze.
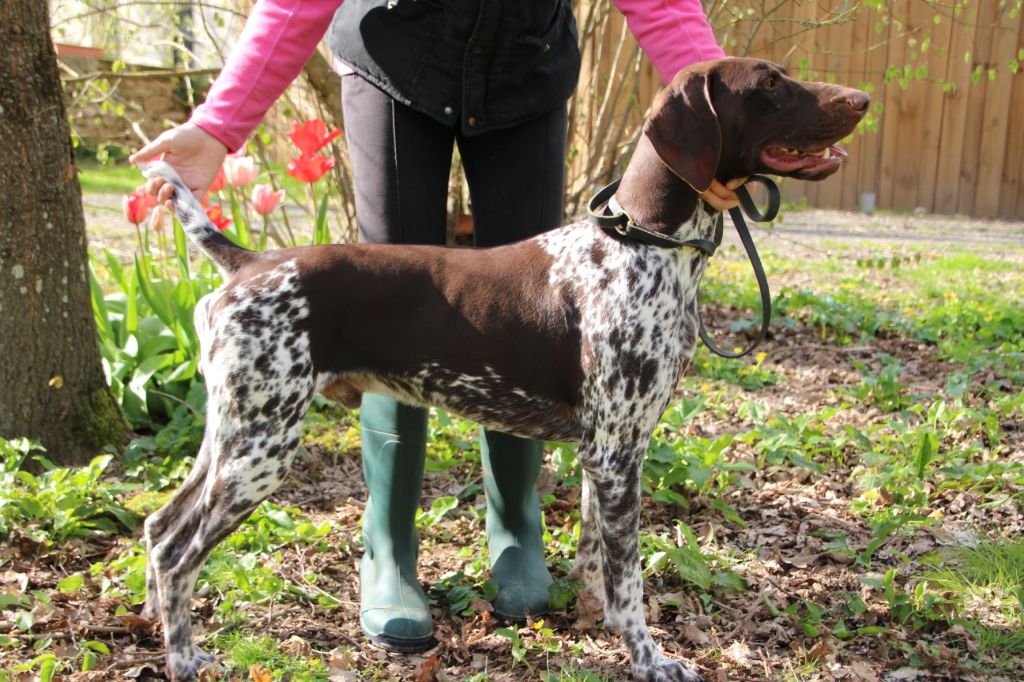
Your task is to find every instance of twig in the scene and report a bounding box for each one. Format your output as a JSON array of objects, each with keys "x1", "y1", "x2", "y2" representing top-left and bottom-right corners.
[
  {"x1": 112, "y1": 654, "x2": 166, "y2": 669},
  {"x1": 61, "y1": 67, "x2": 221, "y2": 84}
]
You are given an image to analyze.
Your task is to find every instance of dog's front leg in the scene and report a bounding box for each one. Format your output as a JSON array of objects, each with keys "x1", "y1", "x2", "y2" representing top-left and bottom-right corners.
[
  {"x1": 569, "y1": 469, "x2": 605, "y2": 601},
  {"x1": 580, "y1": 442, "x2": 704, "y2": 682}
]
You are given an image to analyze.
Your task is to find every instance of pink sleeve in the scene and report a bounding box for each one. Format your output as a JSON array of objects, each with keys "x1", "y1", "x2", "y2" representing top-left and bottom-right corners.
[
  {"x1": 191, "y1": 0, "x2": 343, "y2": 152},
  {"x1": 614, "y1": 0, "x2": 726, "y2": 84}
]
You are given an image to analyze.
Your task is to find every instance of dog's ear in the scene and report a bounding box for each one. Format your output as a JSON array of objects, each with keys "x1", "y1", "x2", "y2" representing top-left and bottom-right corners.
[{"x1": 643, "y1": 70, "x2": 721, "y2": 193}]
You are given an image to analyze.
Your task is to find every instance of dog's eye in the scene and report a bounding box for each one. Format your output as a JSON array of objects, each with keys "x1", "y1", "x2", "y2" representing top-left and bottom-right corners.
[{"x1": 764, "y1": 74, "x2": 779, "y2": 89}]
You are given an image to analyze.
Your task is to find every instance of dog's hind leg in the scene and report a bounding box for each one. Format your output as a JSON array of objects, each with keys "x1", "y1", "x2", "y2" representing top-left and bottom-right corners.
[
  {"x1": 151, "y1": 376, "x2": 313, "y2": 681},
  {"x1": 580, "y1": 440, "x2": 704, "y2": 682},
  {"x1": 141, "y1": 441, "x2": 212, "y2": 621}
]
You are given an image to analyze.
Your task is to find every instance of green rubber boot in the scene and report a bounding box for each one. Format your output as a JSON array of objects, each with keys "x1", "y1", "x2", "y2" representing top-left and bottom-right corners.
[
  {"x1": 359, "y1": 394, "x2": 435, "y2": 652},
  {"x1": 480, "y1": 429, "x2": 553, "y2": 621}
]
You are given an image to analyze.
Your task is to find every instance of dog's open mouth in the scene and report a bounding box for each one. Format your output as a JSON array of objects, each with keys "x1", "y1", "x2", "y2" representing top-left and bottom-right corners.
[{"x1": 760, "y1": 144, "x2": 847, "y2": 178}]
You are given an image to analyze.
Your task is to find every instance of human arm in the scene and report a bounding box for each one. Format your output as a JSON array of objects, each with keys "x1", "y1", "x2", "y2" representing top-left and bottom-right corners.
[{"x1": 613, "y1": 0, "x2": 726, "y2": 83}]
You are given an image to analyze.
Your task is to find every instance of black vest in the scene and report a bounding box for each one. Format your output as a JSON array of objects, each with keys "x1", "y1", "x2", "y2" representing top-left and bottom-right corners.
[{"x1": 326, "y1": 0, "x2": 581, "y2": 135}]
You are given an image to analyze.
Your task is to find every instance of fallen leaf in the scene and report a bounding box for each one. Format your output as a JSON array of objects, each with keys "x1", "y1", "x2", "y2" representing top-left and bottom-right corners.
[
  {"x1": 280, "y1": 635, "x2": 312, "y2": 658},
  {"x1": 249, "y1": 664, "x2": 273, "y2": 682},
  {"x1": 573, "y1": 590, "x2": 604, "y2": 630},
  {"x1": 327, "y1": 646, "x2": 358, "y2": 672},
  {"x1": 724, "y1": 641, "x2": 756, "y2": 669},
  {"x1": 469, "y1": 598, "x2": 493, "y2": 614},
  {"x1": 681, "y1": 623, "x2": 710, "y2": 646},
  {"x1": 804, "y1": 638, "x2": 835, "y2": 662},
  {"x1": 414, "y1": 652, "x2": 441, "y2": 682},
  {"x1": 117, "y1": 612, "x2": 158, "y2": 634},
  {"x1": 848, "y1": 659, "x2": 879, "y2": 682}
]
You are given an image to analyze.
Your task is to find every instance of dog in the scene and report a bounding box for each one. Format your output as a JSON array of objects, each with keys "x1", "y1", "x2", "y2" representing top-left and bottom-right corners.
[{"x1": 141, "y1": 57, "x2": 868, "y2": 681}]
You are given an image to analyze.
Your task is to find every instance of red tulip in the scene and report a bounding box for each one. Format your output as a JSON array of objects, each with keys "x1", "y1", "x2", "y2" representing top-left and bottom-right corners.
[
  {"x1": 288, "y1": 118, "x2": 342, "y2": 155},
  {"x1": 286, "y1": 153, "x2": 336, "y2": 183},
  {"x1": 251, "y1": 183, "x2": 285, "y2": 215},
  {"x1": 224, "y1": 155, "x2": 258, "y2": 187},
  {"x1": 122, "y1": 191, "x2": 149, "y2": 224},
  {"x1": 205, "y1": 205, "x2": 232, "y2": 231},
  {"x1": 208, "y1": 166, "x2": 227, "y2": 193}
]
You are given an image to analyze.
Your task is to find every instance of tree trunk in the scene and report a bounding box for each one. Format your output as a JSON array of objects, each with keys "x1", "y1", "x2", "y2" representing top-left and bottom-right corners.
[{"x1": 0, "y1": 0, "x2": 127, "y2": 465}]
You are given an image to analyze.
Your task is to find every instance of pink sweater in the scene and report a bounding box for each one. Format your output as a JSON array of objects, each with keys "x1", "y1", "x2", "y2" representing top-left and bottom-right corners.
[{"x1": 193, "y1": 0, "x2": 725, "y2": 152}]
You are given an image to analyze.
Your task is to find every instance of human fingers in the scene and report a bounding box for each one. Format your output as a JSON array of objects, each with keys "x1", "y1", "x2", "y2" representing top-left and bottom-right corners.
[
  {"x1": 129, "y1": 134, "x2": 171, "y2": 165},
  {"x1": 157, "y1": 182, "x2": 175, "y2": 205},
  {"x1": 700, "y1": 178, "x2": 740, "y2": 211},
  {"x1": 144, "y1": 177, "x2": 167, "y2": 197}
]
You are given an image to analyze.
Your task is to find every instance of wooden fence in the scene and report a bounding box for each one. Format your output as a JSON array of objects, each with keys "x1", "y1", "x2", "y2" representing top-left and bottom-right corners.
[{"x1": 569, "y1": 0, "x2": 1024, "y2": 219}]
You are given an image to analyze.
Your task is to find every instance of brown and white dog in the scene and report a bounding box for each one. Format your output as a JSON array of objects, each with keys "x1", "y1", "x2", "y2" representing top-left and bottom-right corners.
[{"x1": 142, "y1": 58, "x2": 868, "y2": 681}]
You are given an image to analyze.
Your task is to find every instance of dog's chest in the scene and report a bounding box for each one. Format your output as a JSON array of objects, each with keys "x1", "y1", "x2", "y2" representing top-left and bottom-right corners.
[{"x1": 539, "y1": 222, "x2": 709, "y2": 351}]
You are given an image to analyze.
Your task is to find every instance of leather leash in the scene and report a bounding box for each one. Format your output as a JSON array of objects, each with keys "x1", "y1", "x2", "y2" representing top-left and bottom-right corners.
[{"x1": 587, "y1": 175, "x2": 780, "y2": 359}]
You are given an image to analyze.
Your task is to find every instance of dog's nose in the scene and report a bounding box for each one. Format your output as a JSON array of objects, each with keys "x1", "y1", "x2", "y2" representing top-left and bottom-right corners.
[{"x1": 845, "y1": 90, "x2": 871, "y2": 113}]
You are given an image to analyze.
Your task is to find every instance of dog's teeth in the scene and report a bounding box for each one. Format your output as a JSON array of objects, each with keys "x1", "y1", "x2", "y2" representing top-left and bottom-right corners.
[{"x1": 822, "y1": 148, "x2": 831, "y2": 159}]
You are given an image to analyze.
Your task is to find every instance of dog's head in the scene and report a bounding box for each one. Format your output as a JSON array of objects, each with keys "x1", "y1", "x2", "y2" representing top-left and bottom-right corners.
[{"x1": 644, "y1": 57, "x2": 870, "y2": 192}]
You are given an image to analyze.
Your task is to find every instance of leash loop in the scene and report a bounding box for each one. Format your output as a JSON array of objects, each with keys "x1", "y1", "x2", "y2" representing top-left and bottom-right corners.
[
  {"x1": 587, "y1": 174, "x2": 780, "y2": 359},
  {"x1": 697, "y1": 176, "x2": 778, "y2": 359}
]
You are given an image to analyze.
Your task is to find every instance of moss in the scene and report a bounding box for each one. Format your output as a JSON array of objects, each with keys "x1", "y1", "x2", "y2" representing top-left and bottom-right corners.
[{"x1": 72, "y1": 386, "x2": 129, "y2": 452}]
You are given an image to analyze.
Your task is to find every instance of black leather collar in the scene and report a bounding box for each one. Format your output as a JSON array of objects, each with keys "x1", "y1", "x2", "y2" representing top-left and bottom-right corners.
[{"x1": 587, "y1": 175, "x2": 781, "y2": 359}]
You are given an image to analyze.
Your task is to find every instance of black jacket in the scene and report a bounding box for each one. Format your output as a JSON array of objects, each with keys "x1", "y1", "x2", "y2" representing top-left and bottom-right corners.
[{"x1": 326, "y1": 0, "x2": 580, "y2": 135}]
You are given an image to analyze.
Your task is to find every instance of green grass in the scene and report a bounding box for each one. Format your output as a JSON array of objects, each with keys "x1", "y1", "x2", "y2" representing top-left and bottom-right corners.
[
  {"x1": 210, "y1": 632, "x2": 330, "y2": 681},
  {"x1": 77, "y1": 162, "x2": 145, "y2": 195},
  {"x1": 78, "y1": 159, "x2": 313, "y2": 201},
  {"x1": 918, "y1": 541, "x2": 1024, "y2": 666}
]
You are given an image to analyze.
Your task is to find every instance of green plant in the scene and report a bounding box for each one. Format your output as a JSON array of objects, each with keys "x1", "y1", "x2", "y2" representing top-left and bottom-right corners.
[
  {"x1": 431, "y1": 571, "x2": 497, "y2": 616},
  {"x1": 849, "y1": 355, "x2": 911, "y2": 411},
  {"x1": 0, "y1": 439, "x2": 138, "y2": 544}
]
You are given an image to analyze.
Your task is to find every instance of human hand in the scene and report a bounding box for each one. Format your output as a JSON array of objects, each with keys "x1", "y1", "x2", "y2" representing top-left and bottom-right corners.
[
  {"x1": 700, "y1": 177, "x2": 748, "y2": 211},
  {"x1": 129, "y1": 122, "x2": 228, "y2": 205}
]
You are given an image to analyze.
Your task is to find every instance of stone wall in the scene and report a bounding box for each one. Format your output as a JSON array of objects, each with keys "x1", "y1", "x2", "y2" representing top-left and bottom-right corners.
[{"x1": 60, "y1": 53, "x2": 194, "y2": 153}]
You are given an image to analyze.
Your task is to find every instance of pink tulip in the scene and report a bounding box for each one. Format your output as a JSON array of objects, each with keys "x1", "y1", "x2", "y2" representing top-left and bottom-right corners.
[
  {"x1": 122, "y1": 192, "x2": 149, "y2": 224},
  {"x1": 223, "y1": 155, "x2": 258, "y2": 187},
  {"x1": 251, "y1": 184, "x2": 285, "y2": 215},
  {"x1": 149, "y1": 204, "x2": 165, "y2": 232}
]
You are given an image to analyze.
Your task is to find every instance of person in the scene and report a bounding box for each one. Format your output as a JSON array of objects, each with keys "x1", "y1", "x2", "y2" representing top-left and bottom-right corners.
[{"x1": 132, "y1": 0, "x2": 743, "y2": 654}]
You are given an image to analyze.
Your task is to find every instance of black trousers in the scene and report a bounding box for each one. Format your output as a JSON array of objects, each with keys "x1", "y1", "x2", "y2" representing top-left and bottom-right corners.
[{"x1": 341, "y1": 76, "x2": 568, "y2": 247}]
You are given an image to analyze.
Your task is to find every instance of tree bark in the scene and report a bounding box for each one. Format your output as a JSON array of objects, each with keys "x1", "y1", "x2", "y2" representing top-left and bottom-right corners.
[
  {"x1": 0, "y1": 0, "x2": 127, "y2": 465},
  {"x1": 302, "y1": 49, "x2": 344, "y2": 133}
]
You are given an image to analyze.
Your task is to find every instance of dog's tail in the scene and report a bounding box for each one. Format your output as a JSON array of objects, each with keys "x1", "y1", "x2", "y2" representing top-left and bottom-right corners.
[{"x1": 141, "y1": 161, "x2": 252, "y2": 274}]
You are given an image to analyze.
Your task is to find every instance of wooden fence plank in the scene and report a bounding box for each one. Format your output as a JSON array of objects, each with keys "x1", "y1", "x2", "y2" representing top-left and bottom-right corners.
[
  {"x1": 877, "y1": 8, "x2": 909, "y2": 211},
  {"x1": 956, "y1": 0, "x2": 1000, "y2": 216},
  {"x1": 913, "y1": 0, "x2": 953, "y2": 212},
  {"x1": 974, "y1": 3, "x2": 1022, "y2": 217},
  {"x1": 932, "y1": 4, "x2": 974, "y2": 214},
  {"x1": 1004, "y1": 63, "x2": 1024, "y2": 218}
]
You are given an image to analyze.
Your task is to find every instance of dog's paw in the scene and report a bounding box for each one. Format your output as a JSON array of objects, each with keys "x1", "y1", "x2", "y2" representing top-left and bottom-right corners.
[
  {"x1": 168, "y1": 646, "x2": 218, "y2": 681},
  {"x1": 634, "y1": 654, "x2": 705, "y2": 682}
]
